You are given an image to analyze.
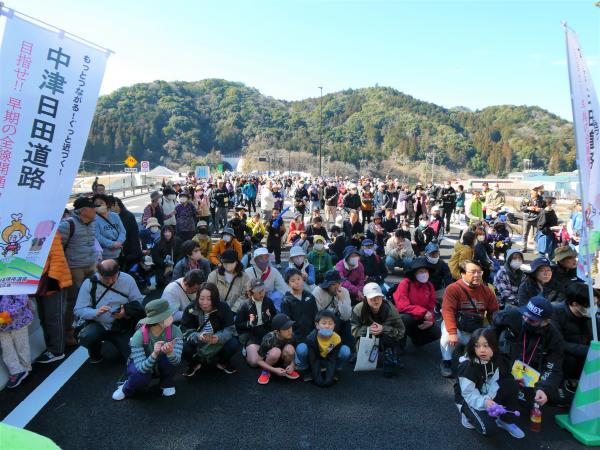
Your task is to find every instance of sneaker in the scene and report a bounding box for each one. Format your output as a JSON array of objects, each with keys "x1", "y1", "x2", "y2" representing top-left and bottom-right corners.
[
  {"x1": 36, "y1": 351, "x2": 65, "y2": 364},
  {"x1": 216, "y1": 363, "x2": 237, "y2": 375},
  {"x1": 302, "y1": 371, "x2": 313, "y2": 382},
  {"x1": 162, "y1": 387, "x2": 176, "y2": 397},
  {"x1": 284, "y1": 370, "x2": 300, "y2": 380},
  {"x1": 461, "y1": 414, "x2": 475, "y2": 430},
  {"x1": 440, "y1": 360, "x2": 453, "y2": 378},
  {"x1": 496, "y1": 419, "x2": 525, "y2": 439},
  {"x1": 112, "y1": 385, "x2": 126, "y2": 401},
  {"x1": 257, "y1": 370, "x2": 271, "y2": 385},
  {"x1": 6, "y1": 371, "x2": 28, "y2": 389},
  {"x1": 183, "y1": 363, "x2": 202, "y2": 377}
]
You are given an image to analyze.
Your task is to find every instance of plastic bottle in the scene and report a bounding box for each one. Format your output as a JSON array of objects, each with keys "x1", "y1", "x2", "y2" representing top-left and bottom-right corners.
[{"x1": 529, "y1": 402, "x2": 542, "y2": 432}]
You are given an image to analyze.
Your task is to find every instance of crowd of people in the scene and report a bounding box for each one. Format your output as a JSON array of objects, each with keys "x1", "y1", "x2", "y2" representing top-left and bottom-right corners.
[{"x1": 0, "y1": 172, "x2": 597, "y2": 441}]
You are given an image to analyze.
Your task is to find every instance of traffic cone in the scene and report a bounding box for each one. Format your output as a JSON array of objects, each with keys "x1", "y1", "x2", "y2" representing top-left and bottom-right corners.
[{"x1": 556, "y1": 340, "x2": 600, "y2": 446}]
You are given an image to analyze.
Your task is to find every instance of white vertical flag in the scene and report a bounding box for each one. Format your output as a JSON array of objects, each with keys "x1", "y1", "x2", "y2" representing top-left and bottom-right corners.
[
  {"x1": 0, "y1": 10, "x2": 109, "y2": 294},
  {"x1": 564, "y1": 24, "x2": 599, "y2": 340}
]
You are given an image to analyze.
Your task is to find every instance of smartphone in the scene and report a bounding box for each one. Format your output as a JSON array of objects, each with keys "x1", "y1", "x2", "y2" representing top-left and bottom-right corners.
[
  {"x1": 110, "y1": 305, "x2": 122, "y2": 315},
  {"x1": 368, "y1": 346, "x2": 379, "y2": 363}
]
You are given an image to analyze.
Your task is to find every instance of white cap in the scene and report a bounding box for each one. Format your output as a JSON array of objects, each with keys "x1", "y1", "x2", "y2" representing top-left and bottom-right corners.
[
  {"x1": 253, "y1": 247, "x2": 269, "y2": 258},
  {"x1": 143, "y1": 255, "x2": 154, "y2": 266},
  {"x1": 289, "y1": 246, "x2": 306, "y2": 258},
  {"x1": 363, "y1": 282, "x2": 383, "y2": 299}
]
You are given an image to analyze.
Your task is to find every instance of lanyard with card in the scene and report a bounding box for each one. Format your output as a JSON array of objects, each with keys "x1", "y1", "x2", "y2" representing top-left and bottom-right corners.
[{"x1": 511, "y1": 333, "x2": 542, "y2": 388}]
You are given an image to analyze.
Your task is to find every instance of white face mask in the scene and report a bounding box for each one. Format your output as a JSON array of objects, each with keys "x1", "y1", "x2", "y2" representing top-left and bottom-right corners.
[
  {"x1": 476, "y1": 235, "x2": 485, "y2": 242},
  {"x1": 223, "y1": 234, "x2": 232, "y2": 243},
  {"x1": 510, "y1": 259, "x2": 523, "y2": 270},
  {"x1": 426, "y1": 256, "x2": 439, "y2": 264},
  {"x1": 415, "y1": 272, "x2": 429, "y2": 283},
  {"x1": 179, "y1": 197, "x2": 188, "y2": 204},
  {"x1": 149, "y1": 227, "x2": 159, "y2": 234},
  {"x1": 95, "y1": 205, "x2": 107, "y2": 214},
  {"x1": 348, "y1": 256, "x2": 360, "y2": 267},
  {"x1": 314, "y1": 243, "x2": 324, "y2": 251},
  {"x1": 363, "y1": 248, "x2": 374, "y2": 256},
  {"x1": 293, "y1": 256, "x2": 305, "y2": 266},
  {"x1": 578, "y1": 306, "x2": 590, "y2": 317},
  {"x1": 168, "y1": 194, "x2": 176, "y2": 200}
]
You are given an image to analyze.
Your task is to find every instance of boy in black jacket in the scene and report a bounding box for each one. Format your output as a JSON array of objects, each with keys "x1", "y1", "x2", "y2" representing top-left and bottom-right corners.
[
  {"x1": 295, "y1": 310, "x2": 351, "y2": 385},
  {"x1": 281, "y1": 268, "x2": 318, "y2": 343}
]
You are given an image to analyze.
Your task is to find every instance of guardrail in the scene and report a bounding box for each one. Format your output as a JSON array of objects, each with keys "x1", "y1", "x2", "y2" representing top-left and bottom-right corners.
[{"x1": 69, "y1": 184, "x2": 155, "y2": 200}]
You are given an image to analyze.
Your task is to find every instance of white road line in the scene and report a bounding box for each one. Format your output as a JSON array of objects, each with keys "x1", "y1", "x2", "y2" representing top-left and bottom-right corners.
[{"x1": 2, "y1": 347, "x2": 89, "y2": 428}]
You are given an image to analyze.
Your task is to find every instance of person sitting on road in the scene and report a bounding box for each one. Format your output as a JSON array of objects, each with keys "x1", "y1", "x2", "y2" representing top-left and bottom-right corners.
[
  {"x1": 295, "y1": 310, "x2": 351, "y2": 386},
  {"x1": 385, "y1": 229, "x2": 415, "y2": 273},
  {"x1": 209, "y1": 227, "x2": 243, "y2": 267},
  {"x1": 207, "y1": 249, "x2": 250, "y2": 313},
  {"x1": 287, "y1": 246, "x2": 316, "y2": 290},
  {"x1": 74, "y1": 259, "x2": 145, "y2": 363},
  {"x1": 552, "y1": 282, "x2": 600, "y2": 395},
  {"x1": 172, "y1": 240, "x2": 211, "y2": 282},
  {"x1": 0, "y1": 295, "x2": 34, "y2": 389},
  {"x1": 306, "y1": 216, "x2": 330, "y2": 244},
  {"x1": 393, "y1": 258, "x2": 441, "y2": 348},
  {"x1": 492, "y1": 296, "x2": 567, "y2": 409},
  {"x1": 112, "y1": 299, "x2": 183, "y2": 401},
  {"x1": 423, "y1": 242, "x2": 452, "y2": 309},
  {"x1": 255, "y1": 313, "x2": 301, "y2": 385},
  {"x1": 141, "y1": 191, "x2": 166, "y2": 227},
  {"x1": 307, "y1": 235, "x2": 334, "y2": 285},
  {"x1": 547, "y1": 246, "x2": 582, "y2": 303},
  {"x1": 360, "y1": 239, "x2": 387, "y2": 287},
  {"x1": 351, "y1": 283, "x2": 406, "y2": 378},
  {"x1": 366, "y1": 211, "x2": 387, "y2": 252},
  {"x1": 448, "y1": 231, "x2": 476, "y2": 280},
  {"x1": 454, "y1": 328, "x2": 525, "y2": 439},
  {"x1": 192, "y1": 220, "x2": 212, "y2": 258},
  {"x1": 335, "y1": 246, "x2": 366, "y2": 304},
  {"x1": 312, "y1": 270, "x2": 354, "y2": 349},
  {"x1": 180, "y1": 282, "x2": 240, "y2": 377},
  {"x1": 161, "y1": 269, "x2": 205, "y2": 322},
  {"x1": 466, "y1": 191, "x2": 484, "y2": 225},
  {"x1": 245, "y1": 247, "x2": 289, "y2": 311},
  {"x1": 493, "y1": 249, "x2": 524, "y2": 309},
  {"x1": 342, "y1": 209, "x2": 364, "y2": 239},
  {"x1": 440, "y1": 259, "x2": 499, "y2": 378},
  {"x1": 247, "y1": 212, "x2": 267, "y2": 246},
  {"x1": 281, "y1": 268, "x2": 318, "y2": 344},
  {"x1": 236, "y1": 279, "x2": 278, "y2": 368},
  {"x1": 517, "y1": 257, "x2": 557, "y2": 306},
  {"x1": 287, "y1": 212, "x2": 305, "y2": 244},
  {"x1": 151, "y1": 225, "x2": 183, "y2": 289}
]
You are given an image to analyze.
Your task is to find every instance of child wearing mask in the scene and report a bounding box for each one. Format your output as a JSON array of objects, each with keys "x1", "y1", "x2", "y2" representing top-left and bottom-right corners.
[
  {"x1": 334, "y1": 246, "x2": 366, "y2": 303},
  {"x1": 360, "y1": 239, "x2": 387, "y2": 286},
  {"x1": 236, "y1": 279, "x2": 278, "y2": 365},
  {"x1": 288, "y1": 246, "x2": 316, "y2": 290},
  {"x1": 493, "y1": 249, "x2": 524, "y2": 309},
  {"x1": 112, "y1": 299, "x2": 183, "y2": 400},
  {"x1": 209, "y1": 227, "x2": 243, "y2": 267},
  {"x1": 307, "y1": 235, "x2": 334, "y2": 285},
  {"x1": 454, "y1": 328, "x2": 524, "y2": 439},
  {"x1": 256, "y1": 313, "x2": 300, "y2": 384},
  {"x1": 295, "y1": 310, "x2": 351, "y2": 385},
  {"x1": 192, "y1": 220, "x2": 212, "y2": 258}
]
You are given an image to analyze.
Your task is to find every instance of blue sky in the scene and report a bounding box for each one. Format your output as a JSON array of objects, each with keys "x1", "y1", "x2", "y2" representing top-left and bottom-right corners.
[{"x1": 4, "y1": 0, "x2": 599, "y2": 119}]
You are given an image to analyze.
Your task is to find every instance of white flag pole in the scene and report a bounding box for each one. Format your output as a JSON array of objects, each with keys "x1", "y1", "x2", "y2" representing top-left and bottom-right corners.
[{"x1": 563, "y1": 21, "x2": 599, "y2": 341}]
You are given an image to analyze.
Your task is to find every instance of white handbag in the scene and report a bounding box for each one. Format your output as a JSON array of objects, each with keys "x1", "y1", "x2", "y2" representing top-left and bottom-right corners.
[{"x1": 354, "y1": 328, "x2": 379, "y2": 371}]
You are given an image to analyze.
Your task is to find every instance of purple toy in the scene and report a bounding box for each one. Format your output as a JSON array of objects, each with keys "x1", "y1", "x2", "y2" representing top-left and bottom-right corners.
[{"x1": 487, "y1": 404, "x2": 521, "y2": 418}]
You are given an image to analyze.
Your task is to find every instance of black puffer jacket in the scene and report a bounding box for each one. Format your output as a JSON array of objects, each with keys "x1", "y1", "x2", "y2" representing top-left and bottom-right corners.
[
  {"x1": 492, "y1": 308, "x2": 564, "y2": 393},
  {"x1": 305, "y1": 329, "x2": 342, "y2": 387},
  {"x1": 552, "y1": 301, "x2": 598, "y2": 358},
  {"x1": 235, "y1": 297, "x2": 278, "y2": 345}
]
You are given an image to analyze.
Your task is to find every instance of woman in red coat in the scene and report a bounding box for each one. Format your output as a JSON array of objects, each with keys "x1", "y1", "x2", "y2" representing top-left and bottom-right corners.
[
  {"x1": 393, "y1": 258, "x2": 441, "y2": 347},
  {"x1": 287, "y1": 213, "x2": 305, "y2": 244}
]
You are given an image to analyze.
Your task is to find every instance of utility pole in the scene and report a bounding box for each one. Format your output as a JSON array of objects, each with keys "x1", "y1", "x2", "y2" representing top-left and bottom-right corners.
[{"x1": 318, "y1": 86, "x2": 323, "y2": 177}]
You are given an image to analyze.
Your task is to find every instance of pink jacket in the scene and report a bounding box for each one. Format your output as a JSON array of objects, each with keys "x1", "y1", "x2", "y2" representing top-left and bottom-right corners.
[{"x1": 335, "y1": 259, "x2": 365, "y2": 296}]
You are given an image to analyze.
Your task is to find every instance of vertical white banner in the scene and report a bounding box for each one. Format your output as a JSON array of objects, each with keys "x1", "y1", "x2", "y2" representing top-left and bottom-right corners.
[
  {"x1": 565, "y1": 28, "x2": 600, "y2": 275},
  {"x1": 0, "y1": 13, "x2": 109, "y2": 294}
]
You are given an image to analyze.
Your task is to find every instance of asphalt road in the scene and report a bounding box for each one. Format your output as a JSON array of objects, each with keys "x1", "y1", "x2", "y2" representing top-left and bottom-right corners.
[{"x1": 2, "y1": 198, "x2": 585, "y2": 450}]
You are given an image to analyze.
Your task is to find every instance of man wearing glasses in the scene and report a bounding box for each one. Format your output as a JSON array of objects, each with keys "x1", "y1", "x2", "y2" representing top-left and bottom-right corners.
[{"x1": 440, "y1": 260, "x2": 499, "y2": 377}]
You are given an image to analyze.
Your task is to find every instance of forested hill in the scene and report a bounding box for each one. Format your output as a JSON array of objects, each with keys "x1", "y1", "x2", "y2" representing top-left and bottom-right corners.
[{"x1": 84, "y1": 79, "x2": 574, "y2": 176}]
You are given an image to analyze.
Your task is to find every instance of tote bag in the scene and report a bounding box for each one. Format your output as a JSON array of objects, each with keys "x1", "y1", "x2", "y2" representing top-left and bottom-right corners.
[{"x1": 354, "y1": 328, "x2": 379, "y2": 371}]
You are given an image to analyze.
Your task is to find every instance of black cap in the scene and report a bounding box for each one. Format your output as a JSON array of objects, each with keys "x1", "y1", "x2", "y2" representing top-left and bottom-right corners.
[
  {"x1": 221, "y1": 249, "x2": 238, "y2": 264},
  {"x1": 271, "y1": 313, "x2": 294, "y2": 331},
  {"x1": 73, "y1": 196, "x2": 95, "y2": 210},
  {"x1": 319, "y1": 270, "x2": 345, "y2": 289}
]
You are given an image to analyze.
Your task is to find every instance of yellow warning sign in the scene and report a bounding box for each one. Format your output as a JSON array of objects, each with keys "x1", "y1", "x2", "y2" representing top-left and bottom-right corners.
[{"x1": 124, "y1": 156, "x2": 138, "y2": 168}]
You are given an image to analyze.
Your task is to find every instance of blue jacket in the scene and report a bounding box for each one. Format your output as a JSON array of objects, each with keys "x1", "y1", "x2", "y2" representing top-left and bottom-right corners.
[
  {"x1": 95, "y1": 212, "x2": 126, "y2": 260},
  {"x1": 242, "y1": 183, "x2": 257, "y2": 200}
]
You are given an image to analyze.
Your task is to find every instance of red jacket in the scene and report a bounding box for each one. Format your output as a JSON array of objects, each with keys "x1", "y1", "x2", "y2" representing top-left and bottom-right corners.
[{"x1": 393, "y1": 278, "x2": 436, "y2": 320}]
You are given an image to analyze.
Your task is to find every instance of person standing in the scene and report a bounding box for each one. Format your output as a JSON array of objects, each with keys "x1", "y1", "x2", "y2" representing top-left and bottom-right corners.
[
  {"x1": 440, "y1": 181, "x2": 456, "y2": 234},
  {"x1": 520, "y1": 186, "x2": 546, "y2": 253},
  {"x1": 213, "y1": 179, "x2": 230, "y2": 233}
]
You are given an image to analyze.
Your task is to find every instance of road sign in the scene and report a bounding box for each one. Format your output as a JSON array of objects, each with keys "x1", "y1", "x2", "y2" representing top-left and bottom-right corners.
[
  {"x1": 124, "y1": 167, "x2": 138, "y2": 173},
  {"x1": 195, "y1": 165, "x2": 210, "y2": 178},
  {"x1": 140, "y1": 161, "x2": 150, "y2": 173},
  {"x1": 124, "y1": 155, "x2": 138, "y2": 168}
]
